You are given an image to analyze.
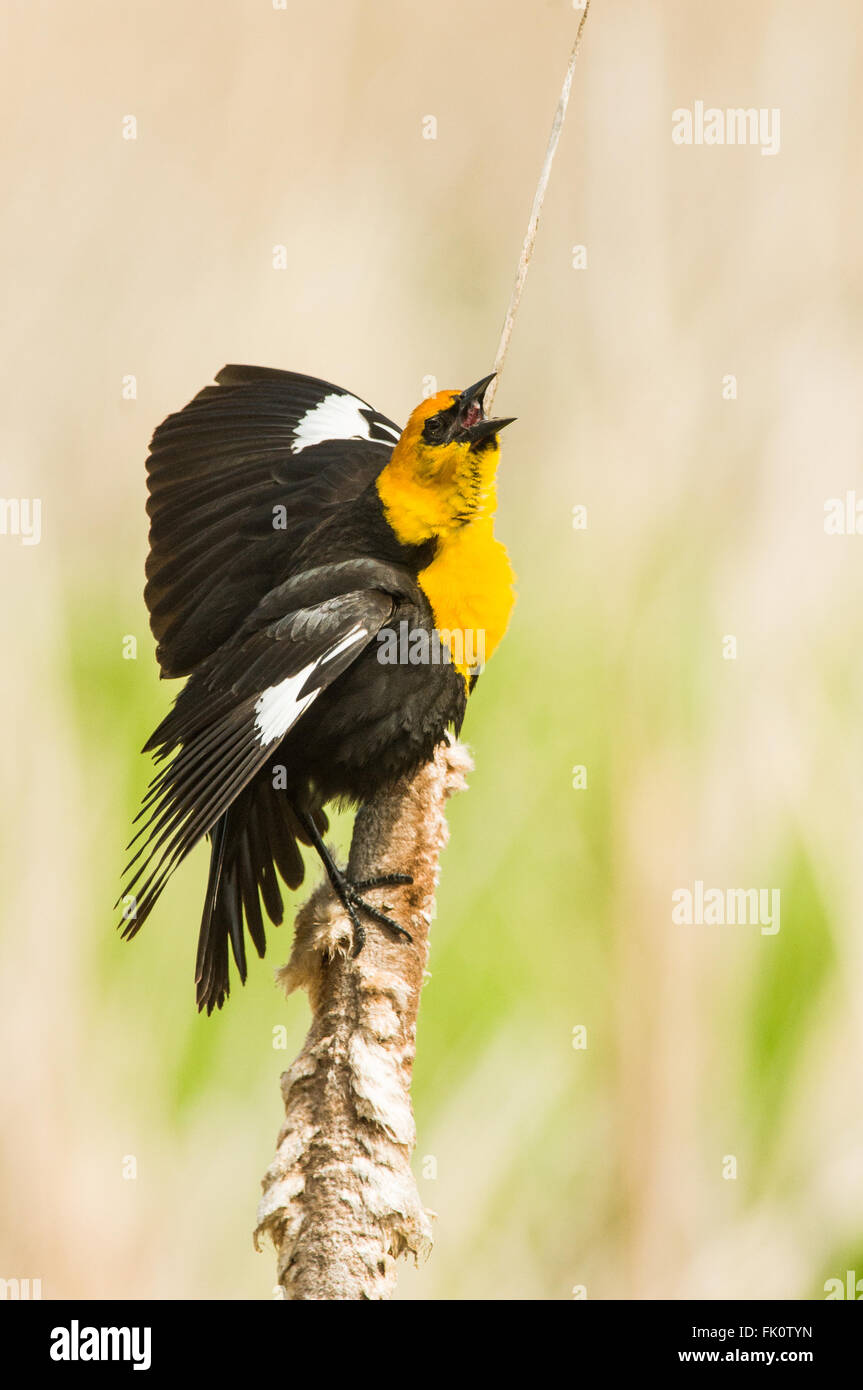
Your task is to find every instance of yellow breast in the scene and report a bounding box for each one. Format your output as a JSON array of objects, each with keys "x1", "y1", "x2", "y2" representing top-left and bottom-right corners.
[{"x1": 418, "y1": 519, "x2": 516, "y2": 681}]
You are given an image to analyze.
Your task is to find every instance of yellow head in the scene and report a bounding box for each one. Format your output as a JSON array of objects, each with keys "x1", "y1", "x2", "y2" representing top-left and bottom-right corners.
[{"x1": 376, "y1": 374, "x2": 515, "y2": 546}]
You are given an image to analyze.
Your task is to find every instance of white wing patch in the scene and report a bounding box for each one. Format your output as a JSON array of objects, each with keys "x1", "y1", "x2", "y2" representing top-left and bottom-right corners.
[
  {"x1": 291, "y1": 393, "x2": 401, "y2": 454},
  {"x1": 253, "y1": 626, "x2": 370, "y2": 745},
  {"x1": 254, "y1": 663, "x2": 319, "y2": 746}
]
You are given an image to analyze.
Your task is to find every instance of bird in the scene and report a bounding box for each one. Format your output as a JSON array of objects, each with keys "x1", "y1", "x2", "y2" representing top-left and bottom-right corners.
[{"x1": 119, "y1": 365, "x2": 516, "y2": 1012}]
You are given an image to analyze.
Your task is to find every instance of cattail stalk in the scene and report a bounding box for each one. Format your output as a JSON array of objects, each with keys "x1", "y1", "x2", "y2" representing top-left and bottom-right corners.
[{"x1": 255, "y1": 738, "x2": 472, "y2": 1299}]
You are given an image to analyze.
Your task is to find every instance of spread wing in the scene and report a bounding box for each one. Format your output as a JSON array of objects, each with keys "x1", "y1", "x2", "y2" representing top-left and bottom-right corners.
[
  {"x1": 120, "y1": 573, "x2": 407, "y2": 937},
  {"x1": 144, "y1": 364, "x2": 402, "y2": 677}
]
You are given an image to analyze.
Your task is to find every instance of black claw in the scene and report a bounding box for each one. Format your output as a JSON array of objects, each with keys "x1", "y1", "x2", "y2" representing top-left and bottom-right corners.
[
  {"x1": 291, "y1": 804, "x2": 413, "y2": 957},
  {"x1": 338, "y1": 873, "x2": 414, "y2": 950},
  {"x1": 350, "y1": 894, "x2": 413, "y2": 942},
  {"x1": 331, "y1": 888, "x2": 365, "y2": 958},
  {"x1": 349, "y1": 911, "x2": 366, "y2": 957}
]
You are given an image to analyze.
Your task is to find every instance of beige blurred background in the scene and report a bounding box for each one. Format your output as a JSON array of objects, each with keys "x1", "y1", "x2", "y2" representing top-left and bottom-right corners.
[{"x1": 1, "y1": 0, "x2": 862, "y2": 1300}]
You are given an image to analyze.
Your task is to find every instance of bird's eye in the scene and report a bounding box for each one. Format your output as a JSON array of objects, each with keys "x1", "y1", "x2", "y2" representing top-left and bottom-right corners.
[{"x1": 422, "y1": 413, "x2": 447, "y2": 444}]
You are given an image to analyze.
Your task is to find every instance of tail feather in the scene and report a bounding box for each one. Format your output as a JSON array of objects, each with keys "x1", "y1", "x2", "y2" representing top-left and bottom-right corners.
[
  {"x1": 194, "y1": 781, "x2": 327, "y2": 1014},
  {"x1": 194, "y1": 814, "x2": 229, "y2": 1008}
]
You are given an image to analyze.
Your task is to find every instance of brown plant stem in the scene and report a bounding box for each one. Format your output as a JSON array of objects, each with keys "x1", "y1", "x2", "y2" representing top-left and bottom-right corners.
[
  {"x1": 485, "y1": 0, "x2": 593, "y2": 413},
  {"x1": 255, "y1": 737, "x2": 473, "y2": 1299}
]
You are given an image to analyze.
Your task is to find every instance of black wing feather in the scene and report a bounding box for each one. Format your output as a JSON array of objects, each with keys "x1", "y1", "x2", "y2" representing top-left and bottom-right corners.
[
  {"x1": 119, "y1": 586, "x2": 395, "y2": 941},
  {"x1": 145, "y1": 365, "x2": 402, "y2": 677}
]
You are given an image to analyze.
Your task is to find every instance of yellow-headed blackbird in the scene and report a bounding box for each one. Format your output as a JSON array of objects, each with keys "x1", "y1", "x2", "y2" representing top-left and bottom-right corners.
[{"x1": 120, "y1": 366, "x2": 516, "y2": 1011}]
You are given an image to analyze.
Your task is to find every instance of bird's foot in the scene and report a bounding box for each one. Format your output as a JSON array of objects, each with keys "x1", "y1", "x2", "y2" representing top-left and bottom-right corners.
[{"x1": 332, "y1": 872, "x2": 414, "y2": 955}]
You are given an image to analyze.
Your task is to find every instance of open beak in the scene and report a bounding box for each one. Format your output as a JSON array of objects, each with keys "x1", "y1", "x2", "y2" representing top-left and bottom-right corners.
[
  {"x1": 462, "y1": 416, "x2": 517, "y2": 449},
  {"x1": 458, "y1": 373, "x2": 498, "y2": 412},
  {"x1": 457, "y1": 372, "x2": 516, "y2": 449}
]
